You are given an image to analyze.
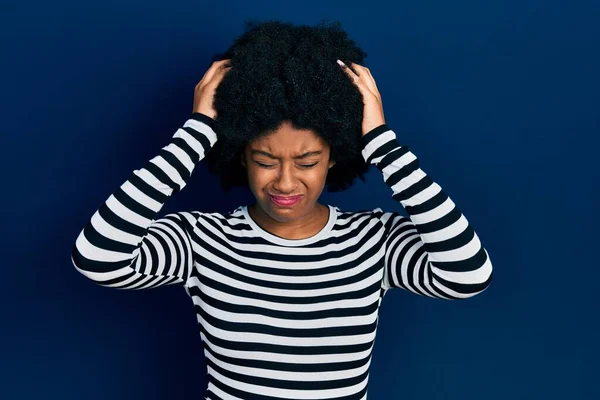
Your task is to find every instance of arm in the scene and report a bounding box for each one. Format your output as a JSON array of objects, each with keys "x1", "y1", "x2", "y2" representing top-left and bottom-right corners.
[
  {"x1": 71, "y1": 113, "x2": 217, "y2": 290},
  {"x1": 362, "y1": 124, "x2": 493, "y2": 299}
]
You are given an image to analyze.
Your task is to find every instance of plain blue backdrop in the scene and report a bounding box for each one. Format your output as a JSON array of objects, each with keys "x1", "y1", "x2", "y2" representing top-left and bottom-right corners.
[{"x1": 1, "y1": 0, "x2": 598, "y2": 399}]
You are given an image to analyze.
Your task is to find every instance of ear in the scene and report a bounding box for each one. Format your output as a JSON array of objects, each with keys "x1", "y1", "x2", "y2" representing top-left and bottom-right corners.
[
  {"x1": 240, "y1": 152, "x2": 246, "y2": 167},
  {"x1": 328, "y1": 159, "x2": 336, "y2": 169}
]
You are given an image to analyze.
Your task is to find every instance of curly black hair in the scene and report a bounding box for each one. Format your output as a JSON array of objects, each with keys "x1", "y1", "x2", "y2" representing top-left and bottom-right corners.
[{"x1": 205, "y1": 20, "x2": 370, "y2": 192}]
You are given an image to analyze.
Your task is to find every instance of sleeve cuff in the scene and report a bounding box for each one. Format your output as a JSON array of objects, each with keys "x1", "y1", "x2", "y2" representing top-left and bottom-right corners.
[
  {"x1": 191, "y1": 112, "x2": 216, "y2": 130},
  {"x1": 361, "y1": 124, "x2": 405, "y2": 165},
  {"x1": 361, "y1": 124, "x2": 391, "y2": 147}
]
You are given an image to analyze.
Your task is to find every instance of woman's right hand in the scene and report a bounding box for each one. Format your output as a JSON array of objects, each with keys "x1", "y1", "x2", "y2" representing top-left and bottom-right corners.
[{"x1": 192, "y1": 59, "x2": 232, "y2": 120}]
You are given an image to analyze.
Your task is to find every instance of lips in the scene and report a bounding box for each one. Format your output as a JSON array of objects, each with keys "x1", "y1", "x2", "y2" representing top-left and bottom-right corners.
[{"x1": 269, "y1": 195, "x2": 303, "y2": 206}]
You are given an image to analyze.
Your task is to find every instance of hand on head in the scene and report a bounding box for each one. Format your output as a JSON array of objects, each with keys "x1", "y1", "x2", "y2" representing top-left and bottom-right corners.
[{"x1": 193, "y1": 59, "x2": 232, "y2": 120}]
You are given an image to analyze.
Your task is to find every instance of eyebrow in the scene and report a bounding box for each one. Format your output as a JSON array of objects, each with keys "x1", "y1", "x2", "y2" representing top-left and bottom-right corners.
[{"x1": 250, "y1": 150, "x2": 323, "y2": 159}]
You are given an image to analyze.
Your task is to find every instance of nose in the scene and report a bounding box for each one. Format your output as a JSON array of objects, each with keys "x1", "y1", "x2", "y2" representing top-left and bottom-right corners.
[{"x1": 272, "y1": 164, "x2": 299, "y2": 194}]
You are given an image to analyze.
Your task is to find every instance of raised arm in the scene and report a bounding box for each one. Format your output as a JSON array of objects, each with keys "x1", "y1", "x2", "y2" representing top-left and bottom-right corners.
[
  {"x1": 336, "y1": 60, "x2": 492, "y2": 300},
  {"x1": 71, "y1": 113, "x2": 217, "y2": 289},
  {"x1": 362, "y1": 125, "x2": 493, "y2": 299},
  {"x1": 71, "y1": 59, "x2": 231, "y2": 290}
]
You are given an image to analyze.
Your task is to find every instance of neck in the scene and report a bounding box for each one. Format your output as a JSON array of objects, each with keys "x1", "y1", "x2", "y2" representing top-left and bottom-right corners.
[{"x1": 248, "y1": 203, "x2": 329, "y2": 240}]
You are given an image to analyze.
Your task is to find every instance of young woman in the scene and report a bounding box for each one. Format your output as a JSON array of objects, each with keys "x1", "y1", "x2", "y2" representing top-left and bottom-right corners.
[{"x1": 72, "y1": 21, "x2": 493, "y2": 400}]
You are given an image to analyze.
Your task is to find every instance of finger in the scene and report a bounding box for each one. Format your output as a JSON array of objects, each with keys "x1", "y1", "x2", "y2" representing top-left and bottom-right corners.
[
  {"x1": 349, "y1": 63, "x2": 367, "y2": 76},
  {"x1": 363, "y1": 74, "x2": 381, "y2": 100},
  {"x1": 204, "y1": 59, "x2": 231, "y2": 81},
  {"x1": 362, "y1": 68, "x2": 381, "y2": 98},
  {"x1": 198, "y1": 59, "x2": 231, "y2": 88},
  {"x1": 350, "y1": 63, "x2": 380, "y2": 98},
  {"x1": 215, "y1": 65, "x2": 232, "y2": 77},
  {"x1": 343, "y1": 61, "x2": 362, "y2": 78},
  {"x1": 337, "y1": 60, "x2": 365, "y2": 90},
  {"x1": 206, "y1": 66, "x2": 232, "y2": 89},
  {"x1": 198, "y1": 63, "x2": 219, "y2": 85}
]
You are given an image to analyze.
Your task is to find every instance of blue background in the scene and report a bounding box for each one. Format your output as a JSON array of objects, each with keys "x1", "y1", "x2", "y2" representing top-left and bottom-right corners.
[{"x1": 2, "y1": 0, "x2": 598, "y2": 399}]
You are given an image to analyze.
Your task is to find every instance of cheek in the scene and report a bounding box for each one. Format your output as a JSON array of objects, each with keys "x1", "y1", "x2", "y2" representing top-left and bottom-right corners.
[
  {"x1": 316, "y1": 163, "x2": 331, "y2": 178},
  {"x1": 246, "y1": 168, "x2": 271, "y2": 188},
  {"x1": 310, "y1": 169, "x2": 326, "y2": 181},
  {"x1": 302, "y1": 169, "x2": 329, "y2": 189}
]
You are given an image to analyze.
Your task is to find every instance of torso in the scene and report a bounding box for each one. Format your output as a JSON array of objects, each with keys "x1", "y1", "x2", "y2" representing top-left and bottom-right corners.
[{"x1": 183, "y1": 205, "x2": 390, "y2": 399}]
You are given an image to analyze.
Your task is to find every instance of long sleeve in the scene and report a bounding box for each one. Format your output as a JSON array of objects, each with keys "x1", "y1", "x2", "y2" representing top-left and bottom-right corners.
[
  {"x1": 361, "y1": 124, "x2": 493, "y2": 299},
  {"x1": 71, "y1": 113, "x2": 217, "y2": 290}
]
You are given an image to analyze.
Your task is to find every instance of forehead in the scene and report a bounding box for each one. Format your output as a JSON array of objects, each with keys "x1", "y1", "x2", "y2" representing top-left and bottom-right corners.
[{"x1": 249, "y1": 121, "x2": 327, "y2": 150}]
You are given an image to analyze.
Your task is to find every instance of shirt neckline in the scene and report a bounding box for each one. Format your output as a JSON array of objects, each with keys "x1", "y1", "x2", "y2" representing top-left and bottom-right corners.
[{"x1": 241, "y1": 204, "x2": 338, "y2": 246}]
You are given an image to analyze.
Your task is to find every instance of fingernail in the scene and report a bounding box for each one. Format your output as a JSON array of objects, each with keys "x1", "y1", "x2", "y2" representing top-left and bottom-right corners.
[{"x1": 337, "y1": 59, "x2": 346, "y2": 68}]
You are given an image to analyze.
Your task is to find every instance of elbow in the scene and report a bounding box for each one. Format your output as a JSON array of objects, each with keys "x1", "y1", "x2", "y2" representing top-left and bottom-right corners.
[
  {"x1": 456, "y1": 249, "x2": 494, "y2": 300},
  {"x1": 71, "y1": 243, "x2": 131, "y2": 288},
  {"x1": 464, "y1": 264, "x2": 493, "y2": 299},
  {"x1": 432, "y1": 248, "x2": 493, "y2": 300},
  {"x1": 70, "y1": 233, "x2": 132, "y2": 286},
  {"x1": 474, "y1": 248, "x2": 493, "y2": 293},
  {"x1": 71, "y1": 241, "x2": 100, "y2": 283},
  {"x1": 71, "y1": 227, "x2": 101, "y2": 282}
]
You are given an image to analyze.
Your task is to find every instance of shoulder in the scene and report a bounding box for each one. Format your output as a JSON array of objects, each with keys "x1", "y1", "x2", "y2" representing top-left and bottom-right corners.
[
  {"x1": 333, "y1": 205, "x2": 404, "y2": 225},
  {"x1": 161, "y1": 206, "x2": 246, "y2": 230},
  {"x1": 335, "y1": 205, "x2": 404, "y2": 219},
  {"x1": 334, "y1": 206, "x2": 408, "y2": 232}
]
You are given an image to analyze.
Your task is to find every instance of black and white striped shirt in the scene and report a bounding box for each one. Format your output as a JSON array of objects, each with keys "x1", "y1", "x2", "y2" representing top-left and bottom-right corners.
[{"x1": 71, "y1": 112, "x2": 493, "y2": 399}]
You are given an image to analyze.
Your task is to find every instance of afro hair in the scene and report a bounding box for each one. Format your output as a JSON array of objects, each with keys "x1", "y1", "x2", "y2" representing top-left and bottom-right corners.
[{"x1": 205, "y1": 20, "x2": 370, "y2": 192}]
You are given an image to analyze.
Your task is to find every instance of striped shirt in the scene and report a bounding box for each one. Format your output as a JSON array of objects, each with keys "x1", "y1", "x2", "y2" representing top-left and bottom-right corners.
[{"x1": 71, "y1": 112, "x2": 493, "y2": 399}]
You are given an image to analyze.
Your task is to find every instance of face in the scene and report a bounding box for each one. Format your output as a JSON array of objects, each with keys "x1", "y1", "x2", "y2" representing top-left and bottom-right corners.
[{"x1": 241, "y1": 120, "x2": 335, "y2": 223}]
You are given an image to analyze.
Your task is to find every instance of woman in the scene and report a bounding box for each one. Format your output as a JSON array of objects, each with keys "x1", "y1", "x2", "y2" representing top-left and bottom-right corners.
[{"x1": 72, "y1": 21, "x2": 492, "y2": 399}]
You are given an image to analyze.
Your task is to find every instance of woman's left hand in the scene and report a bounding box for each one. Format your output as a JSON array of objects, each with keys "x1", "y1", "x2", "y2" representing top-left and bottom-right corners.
[{"x1": 337, "y1": 60, "x2": 386, "y2": 137}]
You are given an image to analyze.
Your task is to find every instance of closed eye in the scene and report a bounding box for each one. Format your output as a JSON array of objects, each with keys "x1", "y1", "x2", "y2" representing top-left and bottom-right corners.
[
  {"x1": 254, "y1": 161, "x2": 275, "y2": 168},
  {"x1": 299, "y1": 162, "x2": 318, "y2": 168},
  {"x1": 254, "y1": 161, "x2": 319, "y2": 168}
]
